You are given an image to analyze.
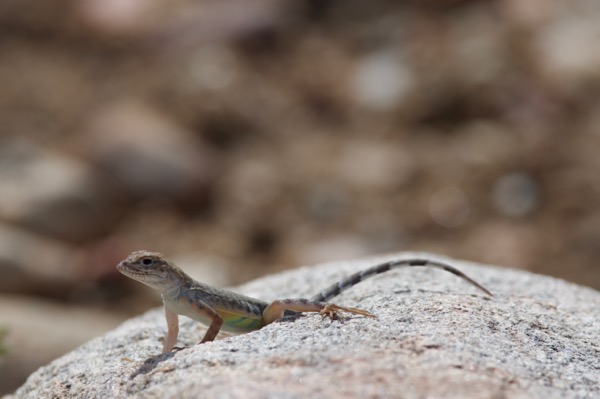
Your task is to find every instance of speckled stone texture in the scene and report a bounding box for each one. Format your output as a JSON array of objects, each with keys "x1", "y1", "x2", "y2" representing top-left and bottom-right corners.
[{"x1": 7, "y1": 253, "x2": 600, "y2": 399}]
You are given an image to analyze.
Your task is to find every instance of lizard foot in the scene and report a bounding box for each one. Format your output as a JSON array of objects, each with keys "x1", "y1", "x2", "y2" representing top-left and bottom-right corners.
[{"x1": 319, "y1": 303, "x2": 376, "y2": 320}]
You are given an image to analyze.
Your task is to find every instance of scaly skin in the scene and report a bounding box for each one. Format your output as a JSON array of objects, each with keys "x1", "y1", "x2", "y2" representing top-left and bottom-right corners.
[{"x1": 117, "y1": 250, "x2": 491, "y2": 353}]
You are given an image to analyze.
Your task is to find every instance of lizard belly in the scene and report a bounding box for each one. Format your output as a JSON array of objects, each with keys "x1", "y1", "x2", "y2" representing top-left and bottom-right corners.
[
  {"x1": 165, "y1": 298, "x2": 214, "y2": 326},
  {"x1": 165, "y1": 297, "x2": 265, "y2": 333}
]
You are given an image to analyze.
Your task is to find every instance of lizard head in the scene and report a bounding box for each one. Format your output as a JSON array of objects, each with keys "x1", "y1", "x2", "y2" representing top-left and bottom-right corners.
[{"x1": 117, "y1": 250, "x2": 184, "y2": 293}]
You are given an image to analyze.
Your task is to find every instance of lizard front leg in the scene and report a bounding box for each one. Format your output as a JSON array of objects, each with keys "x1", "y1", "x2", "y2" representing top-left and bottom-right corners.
[
  {"x1": 163, "y1": 307, "x2": 179, "y2": 353},
  {"x1": 163, "y1": 299, "x2": 224, "y2": 352},
  {"x1": 261, "y1": 298, "x2": 375, "y2": 325},
  {"x1": 198, "y1": 305, "x2": 223, "y2": 344}
]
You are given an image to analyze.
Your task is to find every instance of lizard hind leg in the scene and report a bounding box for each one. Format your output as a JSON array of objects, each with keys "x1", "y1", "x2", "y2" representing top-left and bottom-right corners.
[
  {"x1": 262, "y1": 298, "x2": 375, "y2": 325},
  {"x1": 320, "y1": 303, "x2": 376, "y2": 320}
]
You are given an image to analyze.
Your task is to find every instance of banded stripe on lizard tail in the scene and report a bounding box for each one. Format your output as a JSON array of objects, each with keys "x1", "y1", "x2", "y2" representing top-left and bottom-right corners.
[{"x1": 311, "y1": 258, "x2": 492, "y2": 302}]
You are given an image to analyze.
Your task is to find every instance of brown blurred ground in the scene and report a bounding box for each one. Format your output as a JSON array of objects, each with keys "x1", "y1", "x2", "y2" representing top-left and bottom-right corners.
[{"x1": 1, "y1": 0, "x2": 600, "y2": 394}]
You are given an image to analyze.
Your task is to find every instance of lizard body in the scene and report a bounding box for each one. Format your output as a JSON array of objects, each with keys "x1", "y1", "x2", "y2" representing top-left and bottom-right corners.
[{"x1": 117, "y1": 251, "x2": 491, "y2": 353}]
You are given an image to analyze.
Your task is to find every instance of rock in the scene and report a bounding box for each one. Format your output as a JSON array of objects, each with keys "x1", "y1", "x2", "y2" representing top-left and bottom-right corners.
[
  {"x1": 80, "y1": 100, "x2": 215, "y2": 207},
  {"x1": 74, "y1": 0, "x2": 289, "y2": 43},
  {"x1": 533, "y1": 1, "x2": 600, "y2": 89},
  {"x1": 0, "y1": 295, "x2": 126, "y2": 395},
  {"x1": 0, "y1": 224, "x2": 80, "y2": 295},
  {"x1": 352, "y1": 50, "x2": 414, "y2": 111},
  {"x1": 492, "y1": 172, "x2": 539, "y2": 217},
  {"x1": 8, "y1": 253, "x2": 600, "y2": 398},
  {"x1": 0, "y1": 224, "x2": 130, "y2": 299},
  {"x1": 0, "y1": 139, "x2": 124, "y2": 242}
]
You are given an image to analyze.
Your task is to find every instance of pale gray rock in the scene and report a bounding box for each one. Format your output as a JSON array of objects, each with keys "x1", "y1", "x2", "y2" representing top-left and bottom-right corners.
[
  {"x1": 0, "y1": 295, "x2": 126, "y2": 394},
  {"x1": 7, "y1": 253, "x2": 600, "y2": 399}
]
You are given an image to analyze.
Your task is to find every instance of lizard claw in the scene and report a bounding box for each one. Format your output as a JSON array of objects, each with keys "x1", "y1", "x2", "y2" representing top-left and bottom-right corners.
[{"x1": 319, "y1": 303, "x2": 376, "y2": 320}]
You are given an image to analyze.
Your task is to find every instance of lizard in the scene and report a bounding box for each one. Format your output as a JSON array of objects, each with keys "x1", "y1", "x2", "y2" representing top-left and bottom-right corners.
[{"x1": 117, "y1": 250, "x2": 492, "y2": 353}]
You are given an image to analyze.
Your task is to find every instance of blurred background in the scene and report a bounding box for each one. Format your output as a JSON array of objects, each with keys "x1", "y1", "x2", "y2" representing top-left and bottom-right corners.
[{"x1": 1, "y1": 0, "x2": 600, "y2": 394}]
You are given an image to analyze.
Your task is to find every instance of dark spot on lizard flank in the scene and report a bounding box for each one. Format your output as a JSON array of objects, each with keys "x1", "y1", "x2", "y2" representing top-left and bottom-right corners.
[
  {"x1": 241, "y1": 301, "x2": 253, "y2": 314},
  {"x1": 245, "y1": 301, "x2": 265, "y2": 316}
]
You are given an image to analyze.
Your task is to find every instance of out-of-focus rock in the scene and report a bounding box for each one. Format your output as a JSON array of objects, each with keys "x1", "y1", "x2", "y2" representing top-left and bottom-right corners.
[
  {"x1": 75, "y1": 0, "x2": 166, "y2": 37},
  {"x1": 75, "y1": 0, "x2": 292, "y2": 45},
  {"x1": 352, "y1": 50, "x2": 414, "y2": 111},
  {"x1": 0, "y1": 224, "x2": 79, "y2": 295},
  {"x1": 80, "y1": 100, "x2": 215, "y2": 209},
  {"x1": 334, "y1": 139, "x2": 415, "y2": 190},
  {"x1": 0, "y1": 139, "x2": 124, "y2": 241},
  {"x1": 0, "y1": 224, "x2": 132, "y2": 301},
  {"x1": 445, "y1": 7, "x2": 508, "y2": 87},
  {"x1": 533, "y1": 1, "x2": 600, "y2": 89},
  {"x1": 0, "y1": 0, "x2": 74, "y2": 36},
  {"x1": 492, "y1": 173, "x2": 539, "y2": 217},
  {"x1": 463, "y1": 221, "x2": 540, "y2": 268},
  {"x1": 428, "y1": 186, "x2": 470, "y2": 228}
]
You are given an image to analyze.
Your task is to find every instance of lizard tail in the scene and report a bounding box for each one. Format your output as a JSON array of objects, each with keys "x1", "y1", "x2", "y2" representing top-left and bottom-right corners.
[{"x1": 310, "y1": 258, "x2": 492, "y2": 302}]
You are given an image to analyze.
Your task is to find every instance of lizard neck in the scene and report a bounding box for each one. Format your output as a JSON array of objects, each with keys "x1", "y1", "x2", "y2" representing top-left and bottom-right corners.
[
  {"x1": 155, "y1": 261, "x2": 193, "y2": 298},
  {"x1": 158, "y1": 272, "x2": 194, "y2": 299},
  {"x1": 160, "y1": 281, "x2": 182, "y2": 299}
]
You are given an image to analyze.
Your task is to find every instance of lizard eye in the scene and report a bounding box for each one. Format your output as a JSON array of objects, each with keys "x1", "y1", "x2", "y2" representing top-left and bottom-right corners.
[{"x1": 141, "y1": 257, "x2": 153, "y2": 266}]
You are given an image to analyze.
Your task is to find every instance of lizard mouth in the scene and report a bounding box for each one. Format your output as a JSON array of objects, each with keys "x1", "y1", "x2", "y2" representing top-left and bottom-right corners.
[
  {"x1": 116, "y1": 261, "x2": 127, "y2": 272},
  {"x1": 116, "y1": 261, "x2": 140, "y2": 278},
  {"x1": 116, "y1": 262, "x2": 155, "y2": 282}
]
